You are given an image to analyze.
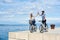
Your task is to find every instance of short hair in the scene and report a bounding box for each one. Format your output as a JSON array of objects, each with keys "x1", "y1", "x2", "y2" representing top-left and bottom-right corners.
[{"x1": 42, "y1": 11, "x2": 44, "y2": 13}]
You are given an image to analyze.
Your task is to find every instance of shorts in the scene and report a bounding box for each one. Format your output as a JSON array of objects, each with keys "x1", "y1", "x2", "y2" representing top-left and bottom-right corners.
[
  {"x1": 29, "y1": 20, "x2": 36, "y2": 26},
  {"x1": 42, "y1": 19, "x2": 46, "y2": 24},
  {"x1": 42, "y1": 19, "x2": 46, "y2": 27}
]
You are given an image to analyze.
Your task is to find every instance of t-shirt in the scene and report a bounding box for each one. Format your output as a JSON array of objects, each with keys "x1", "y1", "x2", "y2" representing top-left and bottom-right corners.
[
  {"x1": 41, "y1": 14, "x2": 46, "y2": 20},
  {"x1": 30, "y1": 16, "x2": 35, "y2": 21},
  {"x1": 29, "y1": 16, "x2": 35, "y2": 24}
]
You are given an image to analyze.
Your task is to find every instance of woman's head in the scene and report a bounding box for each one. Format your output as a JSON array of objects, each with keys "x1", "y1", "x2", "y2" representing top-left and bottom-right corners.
[{"x1": 30, "y1": 13, "x2": 33, "y2": 18}]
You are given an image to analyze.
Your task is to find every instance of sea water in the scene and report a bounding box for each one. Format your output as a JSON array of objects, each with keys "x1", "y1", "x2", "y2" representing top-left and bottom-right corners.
[{"x1": 0, "y1": 24, "x2": 29, "y2": 40}]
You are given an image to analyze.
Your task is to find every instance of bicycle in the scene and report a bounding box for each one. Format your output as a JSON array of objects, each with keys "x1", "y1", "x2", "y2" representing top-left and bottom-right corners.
[
  {"x1": 29, "y1": 24, "x2": 37, "y2": 33},
  {"x1": 29, "y1": 20, "x2": 37, "y2": 33},
  {"x1": 39, "y1": 20, "x2": 48, "y2": 33}
]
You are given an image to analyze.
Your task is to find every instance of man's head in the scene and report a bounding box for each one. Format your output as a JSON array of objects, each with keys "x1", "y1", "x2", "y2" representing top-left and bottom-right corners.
[{"x1": 42, "y1": 11, "x2": 45, "y2": 15}]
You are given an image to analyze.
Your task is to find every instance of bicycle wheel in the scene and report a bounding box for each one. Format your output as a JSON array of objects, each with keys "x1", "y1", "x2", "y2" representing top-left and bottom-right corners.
[
  {"x1": 39, "y1": 24, "x2": 44, "y2": 33},
  {"x1": 34, "y1": 25, "x2": 37, "y2": 32},
  {"x1": 30, "y1": 25, "x2": 34, "y2": 33},
  {"x1": 45, "y1": 24, "x2": 48, "y2": 32}
]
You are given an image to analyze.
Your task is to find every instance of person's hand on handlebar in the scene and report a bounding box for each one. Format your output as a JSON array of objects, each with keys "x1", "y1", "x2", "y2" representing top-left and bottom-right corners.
[
  {"x1": 38, "y1": 20, "x2": 42, "y2": 22},
  {"x1": 37, "y1": 12, "x2": 40, "y2": 15}
]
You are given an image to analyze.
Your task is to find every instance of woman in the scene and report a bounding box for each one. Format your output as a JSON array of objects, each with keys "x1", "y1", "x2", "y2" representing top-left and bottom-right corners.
[{"x1": 29, "y1": 13, "x2": 36, "y2": 26}]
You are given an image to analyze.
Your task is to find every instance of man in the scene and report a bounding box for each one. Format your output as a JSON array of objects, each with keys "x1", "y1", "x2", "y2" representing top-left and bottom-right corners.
[{"x1": 38, "y1": 11, "x2": 46, "y2": 27}]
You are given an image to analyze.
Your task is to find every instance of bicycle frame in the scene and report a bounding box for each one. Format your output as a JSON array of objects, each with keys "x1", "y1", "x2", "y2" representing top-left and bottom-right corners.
[{"x1": 39, "y1": 21, "x2": 48, "y2": 33}]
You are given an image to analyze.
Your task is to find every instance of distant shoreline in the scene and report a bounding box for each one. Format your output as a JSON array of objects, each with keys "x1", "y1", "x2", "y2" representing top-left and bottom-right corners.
[
  {"x1": 0, "y1": 23, "x2": 60, "y2": 27},
  {"x1": 0, "y1": 24, "x2": 28, "y2": 26}
]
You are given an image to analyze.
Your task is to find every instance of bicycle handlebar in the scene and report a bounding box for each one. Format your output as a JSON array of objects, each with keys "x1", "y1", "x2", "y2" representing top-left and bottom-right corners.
[{"x1": 38, "y1": 20, "x2": 42, "y2": 22}]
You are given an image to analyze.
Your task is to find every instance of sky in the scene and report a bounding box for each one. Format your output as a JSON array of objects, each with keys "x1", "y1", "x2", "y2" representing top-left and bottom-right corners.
[{"x1": 0, "y1": 0, "x2": 60, "y2": 24}]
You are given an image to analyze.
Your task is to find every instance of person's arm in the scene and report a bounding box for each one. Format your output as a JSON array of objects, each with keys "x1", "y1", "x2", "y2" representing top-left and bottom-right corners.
[
  {"x1": 34, "y1": 12, "x2": 41, "y2": 17},
  {"x1": 37, "y1": 12, "x2": 42, "y2": 16},
  {"x1": 44, "y1": 14, "x2": 46, "y2": 20},
  {"x1": 34, "y1": 12, "x2": 42, "y2": 17},
  {"x1": 35, "y1": 13, "x2": 39, "y2": 17}
]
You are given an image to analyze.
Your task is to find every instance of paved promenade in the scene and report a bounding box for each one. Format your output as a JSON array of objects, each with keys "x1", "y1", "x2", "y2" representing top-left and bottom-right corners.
[{"x1": 9, "y1": 28, "x2": 60, "y2": 40}]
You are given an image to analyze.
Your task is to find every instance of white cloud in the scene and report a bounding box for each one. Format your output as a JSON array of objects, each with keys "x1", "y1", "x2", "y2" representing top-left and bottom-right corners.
[
  {"x1": 0, "y1": 10, "x2": 14, "y2": 14},
  {"x1": 0, "y1": 0, "x2": 60, "y2": 24},
  {"x1": 44, "y1": 0, "x2": 57, "y2": 5},
  {"x1": 4, "y1": 0, "x2": 13, "y2": 3},
  {"x1": 37, "y1": 0, "x2": 60, "y2": 11},
  {"x1": 0, "y1": 1, "x2": 38, "y2": 15},
  {"x1": 35, "y1": 17, "x2": 60, "y2": 21},
  {"x1": 46, "y1": 17, "x2": 60, "y2": 21},
  {"x1": 16, "y1": 12, "x2": 26, "y2": 14},
  {"x1": 0, "y1": 11, "x2": 8, "y2": 14}
]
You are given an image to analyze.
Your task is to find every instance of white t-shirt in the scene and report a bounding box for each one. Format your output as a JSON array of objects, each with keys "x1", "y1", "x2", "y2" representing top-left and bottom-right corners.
[
  {"x1": 41, "y1": 14, "x2": 46, "y2": 20},
  {"x1": 30, "y1": 16, "x2": 35, "y2": 20}
]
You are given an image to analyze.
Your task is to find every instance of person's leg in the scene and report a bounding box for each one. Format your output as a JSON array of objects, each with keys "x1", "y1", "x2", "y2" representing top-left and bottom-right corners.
[
  {"x1": 42, "y1": 20, "x2": 46, "y2": 28},
  {"x1": 42, "y1": 20, "x2": 45, "y2": 25},
  {"x1": 45, "y1": 20, "x2": 46, "y2": 27}
]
